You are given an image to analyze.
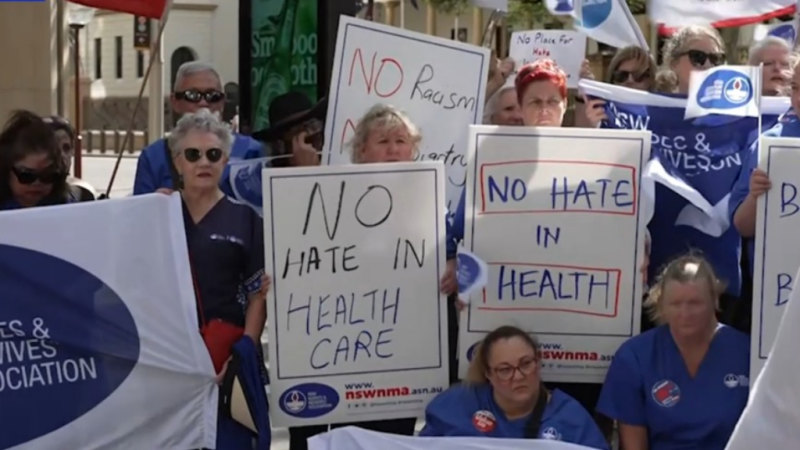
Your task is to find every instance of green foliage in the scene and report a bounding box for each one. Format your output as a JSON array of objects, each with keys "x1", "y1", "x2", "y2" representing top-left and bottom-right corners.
[{"x1": 423, "y1": 0, "x2": 471, "y2": 15}]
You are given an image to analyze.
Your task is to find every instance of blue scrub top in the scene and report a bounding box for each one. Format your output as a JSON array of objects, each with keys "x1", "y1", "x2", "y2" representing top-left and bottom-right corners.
[
  {"x1": 420, "y1": 383, "x2": 609, "y2": 449},
  {"x1": 183, "y1": 196, "x2": 264, "y2": 327},
  {"x1": 133, "y1": 134, "x2": 264, "y2": 197},
  {"x1": 597, "y1": 324, "x2": 749, "y2": 450},
  {"x1": 729, "y1": 112, "x2": 800, "y2": 276}
]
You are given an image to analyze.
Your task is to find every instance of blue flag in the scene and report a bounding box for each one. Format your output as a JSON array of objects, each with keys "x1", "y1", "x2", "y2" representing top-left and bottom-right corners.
[
  {"x1": 685, "y1": 66, "x2": 762, "y2": 119},
  {"x1": 579, "y1": 80, "x2": 789, "y2": 295}
]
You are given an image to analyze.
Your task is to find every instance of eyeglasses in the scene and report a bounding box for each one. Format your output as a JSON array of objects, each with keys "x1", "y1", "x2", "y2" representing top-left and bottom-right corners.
[
  {"x1": 183, "y1": 147, "x2": 223, "y2": 163},
  {"x1": 174, "y1": 89, "x2": 225, "y2": 104},
  {"x1": 12, "y1": 166, "x2": 66, "y2": 185},
  {"x1": 490, "y1": 356, "x2": 538, "y2": 381},
  {"x1": 611, "y1": 69, "x2": 651, "y2": 84},
  {"x1": 681, "y1": 49, "x2": 725, "y2": 68}
]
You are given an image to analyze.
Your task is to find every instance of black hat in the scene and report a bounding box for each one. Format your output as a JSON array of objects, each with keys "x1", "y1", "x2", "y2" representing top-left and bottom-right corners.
[{"x1": 252, "y1": 92, "x2": 327, "y2": 142}]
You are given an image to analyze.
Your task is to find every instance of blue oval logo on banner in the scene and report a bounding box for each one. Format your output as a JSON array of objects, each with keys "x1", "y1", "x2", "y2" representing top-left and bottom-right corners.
[
  {"x1": 0, "y1": 244, "x2": 140, "y2": 448},
  {"x1": 769, "y1": 24, "x2": 797, "y2": 45},
  {"x1": 581, "y1": 0, "x2": 612, "y2": 29},
  {"x1": 279, "y1": 383, "x2": 339, "y2": 418},
  {"x1": 696, "y1": 70, "x2": 753, "y2": 109}
]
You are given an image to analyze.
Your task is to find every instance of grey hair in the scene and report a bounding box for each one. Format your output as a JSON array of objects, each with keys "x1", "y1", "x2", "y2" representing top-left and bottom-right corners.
[
  {"x1": 657, "y1": 25, "x2": 725, "y2": 93},
  {"x1": 173, "y1": 61, "x2": 222, "y2": 92},
  {"x1": 483, "y1": 84, "x2": 516, "y2": 124},
  {"x1": 748, "y1": 36, "x2": 791, "y2": 65},
  {"x1": 349, "y1": 103, "x2": 421, "y2": 163},
  {"x1": 168, "y1": 108, "x2": 233, "y2": 157}
]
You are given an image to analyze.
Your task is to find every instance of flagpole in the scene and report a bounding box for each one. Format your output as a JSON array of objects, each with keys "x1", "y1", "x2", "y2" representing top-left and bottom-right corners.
[
  {"x1": 105, "y1": 0, "x2": 174, "y2": 197},
  {"x1": 400, "y1": 0, "x2": 405, "y2": 29}
]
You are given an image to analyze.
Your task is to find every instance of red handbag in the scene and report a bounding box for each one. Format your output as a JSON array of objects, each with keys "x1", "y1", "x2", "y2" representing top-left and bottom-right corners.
[{"x1": 189, "y1": 255, "x2": 244, "y2": 374}]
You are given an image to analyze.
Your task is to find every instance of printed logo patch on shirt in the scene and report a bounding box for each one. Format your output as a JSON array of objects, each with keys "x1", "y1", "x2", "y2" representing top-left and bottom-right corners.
[
  {"x1": 540, "y1": 426, "x2": 562, "y2": 440},
  {"x1": 651, "y1": 379, "x2": 681, "y2": 408},
  {"x1": 723, "y1": 373, "x2": 749, "y2": 389},
  {"x1": 472, "y1": 410, "x2": 497, "y2": 433},
  {"x1": 209, "y1": 233, "x2": 244, "y2": 246}
]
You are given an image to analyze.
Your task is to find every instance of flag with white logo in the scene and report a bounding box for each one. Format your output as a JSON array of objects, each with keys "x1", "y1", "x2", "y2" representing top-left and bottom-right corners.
[
  {"x1": 571, "y1": 0, "x2": 649, "y2": 50},
  {"x1": 650, "y1": 0, "x2": 795, "y2": 29},
  {"x1": 685, "y1": 66, "x2": 762, "y2": 119},
  {"x1": 0, "y1": 195, "x2": 217, "y2": 449},
  {"x1": 754, "y1": 21, "x2": 797, "y2": 47},
  {"x1": 545, "y1": 0, "x2": 574, "y2": 15}
]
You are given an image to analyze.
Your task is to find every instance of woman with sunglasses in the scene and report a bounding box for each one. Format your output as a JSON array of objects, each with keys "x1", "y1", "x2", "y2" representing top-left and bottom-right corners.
[
  {"x1": 167, "y1": 108, "x2": 268, "y2": 448},
  {"x1": 579, "y1": 47, "x2": 657, "y2": 128},
  {"x1": 420, "y1": 325, "x2": 608, "y2": 448},
  {"x1": 658, "y1": 25, "x2": 726, "y2": 94},
  {"x1": 0, "y1": 110, "x2": 70, "y2": 210},
  {"x1": 42, "y1": 115, "x2": 96, "y2": 202}
]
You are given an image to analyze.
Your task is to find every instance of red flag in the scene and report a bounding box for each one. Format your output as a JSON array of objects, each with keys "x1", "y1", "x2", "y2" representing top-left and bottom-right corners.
[{"x1": 68, "y1": 0, "x2": 167, "y2": 19}]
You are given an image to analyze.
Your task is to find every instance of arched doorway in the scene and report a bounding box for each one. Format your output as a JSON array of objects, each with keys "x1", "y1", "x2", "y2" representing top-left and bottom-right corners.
[{"x1": 170, "y1": 46, "x2": 197, "y2": 90}]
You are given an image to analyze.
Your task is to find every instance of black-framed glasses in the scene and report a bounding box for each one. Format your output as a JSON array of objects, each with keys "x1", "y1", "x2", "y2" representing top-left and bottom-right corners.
[
  {"x1": 11, "y1": 166, "x2": 66, "y2": 185},
  {"x1": 611, "y1": 69, "x2": 651, "y2": 84},
  {"x1": 490, "y1": 356, "x2": 538, "y2": 381},
  {"x1": 681, "y1": 49, "x2": 725, "y2": 68},
  {"x1": 183, "y1": 147, "x2": 223, "y2": 163},
  {"x1": 174, "y1": 89, "x2": 225, "y2": 104}
]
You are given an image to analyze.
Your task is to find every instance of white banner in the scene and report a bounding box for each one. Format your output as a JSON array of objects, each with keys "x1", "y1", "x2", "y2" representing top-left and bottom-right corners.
[
  {"x1": 572, "y1": 0, "x2": 648, "y2": 50},
  {"x1": 262, "y1": 162, "x2": 449, "y2": 427},
  {"x1": 323, "y1": 16, "x2": 489, "y2": 217},
  {"x1": 309, "y1": 426, "x2": 597, "y2": 450},
  {"x1": 0, "y1": 195, "x2": 216, "y2": 450},
  {"x1": 509, "y1": 30, "x2": 587, "y2": 88},
  {"x1": 726, "y1": 265, "x2": 800, "y2": 450},
  {"x1": 751, "y1": 137, "x2": 800, "y2": 378},
  {"x1": 459, "y1": 126, "x2": 649, "y2": 383},
  {"x1": 650, "y1": 0, "x2": 795, "y2": 28}
]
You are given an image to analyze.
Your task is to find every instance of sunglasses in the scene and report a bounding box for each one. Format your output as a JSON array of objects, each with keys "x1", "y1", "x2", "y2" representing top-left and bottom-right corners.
[
  {"x1": 174, "y1": 89, "x2": 225, "y2": 104},
  {"x1": 12, "y1": 166, "x2": 66, "y2": 185},
  {"x1": 183, "y1": 147, "x2": 223, "y2": 163},
  {"x1": 681, "y1": 49, "x2": 725, "y2": 68},
  {"x1": 611, "y1": 69, "x2": 651, "y2": 84}
]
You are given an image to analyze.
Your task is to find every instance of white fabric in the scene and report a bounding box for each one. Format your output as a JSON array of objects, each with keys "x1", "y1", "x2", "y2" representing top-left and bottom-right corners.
[
  {"x1": 725, "y1": 265, "x2": 800, "y2": 450},
  {"x1": 572, "y1": 0, "x2": 648, "y2": 51},
  {"x1": 308, "y1": 426, "x2": 597, "y2": 450},
  {"x1": 649, "y1": 0, "x2": 795, "y2": 28},
  {"x1": 1, "y1": 194, "x2": 216, "y2": 450}
]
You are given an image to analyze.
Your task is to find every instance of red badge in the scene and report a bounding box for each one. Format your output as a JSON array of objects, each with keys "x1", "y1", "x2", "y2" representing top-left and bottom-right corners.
[{"x1": 472, "y1": 410, "x2": 497, "y2": 433}]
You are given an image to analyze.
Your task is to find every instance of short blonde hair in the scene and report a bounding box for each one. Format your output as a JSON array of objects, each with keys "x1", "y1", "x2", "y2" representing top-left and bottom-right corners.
[
  {"x1": 657, "y1": 25, "x2": 725, "y2": 93},
  {"x1": 607, "y1": 46, "x2": 657, "y2": 88},
  {"x1": 748, "y1": 36, "x2": 791, "y2": 66},
  {"x1": 644, "y1": 254, "x2": 724, "y2": 324},
  {"x1": 349, "y1": 104, "x2": 421, "y2": 163}
]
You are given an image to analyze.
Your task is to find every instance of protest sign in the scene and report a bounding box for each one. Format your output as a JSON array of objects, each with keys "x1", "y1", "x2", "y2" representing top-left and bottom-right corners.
[
  {"x1": 323, "y1": 16, "x2": 489, "y2": 217},
  {"x1": 0, "y1": 195, "x2": 216, "y2": 449},
  {"x1": 458, "y1": 126, "x2": 650, "y2": 383},
  {"x1": 262, "y1": 161, "x2": 449, "y2": 427},
  {"x1": 509, "y1": 30, "x2": 586, "y2": 88},
  {"x1": 309, "y1": 426, "x2": 598, "y2": 450},
  {"x1": 726, "y1": 265, "x2": 800, "y2": 450},
  {"x1": 751, "y1": 137, "x2": 800, "y2": 378},
  {"x1": 650, "y1": 0, "x2": 795, "y2": 28}
]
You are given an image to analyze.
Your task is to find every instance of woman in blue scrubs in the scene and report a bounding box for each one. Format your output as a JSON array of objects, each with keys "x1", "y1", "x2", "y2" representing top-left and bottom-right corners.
[
  {"x1": 168, "y1": 108, "x2": 268, "y2": 448},
  {"x1": 597, "y1": 254, "x2": 750, "y2": 450},
  {"x1": 0, "y1": 110, "x2": 70, "y2": 210},
  {"x1": 420, "y1": 325, "x2": 608, "y2": 449}
]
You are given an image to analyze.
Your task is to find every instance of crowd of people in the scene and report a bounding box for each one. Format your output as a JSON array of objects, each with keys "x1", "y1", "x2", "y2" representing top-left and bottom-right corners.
[{"x1": 1, "y1": 21, "x2": 794, "y2": 450}]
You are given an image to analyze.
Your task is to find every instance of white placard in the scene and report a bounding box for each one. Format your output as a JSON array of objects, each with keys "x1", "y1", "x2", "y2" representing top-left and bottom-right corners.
[
  {"x1": 262, "y1": 162, "x2": 449, "y2": 427},
  {"x1": 323, "y1": 16, "x2": 489, "y2": 217},
  {"x1": 751, "y1": 137, "x2": 800, "y2": 378},
  {"x1": 458, "y1": 126, "x2": 650, "y2": 383},
  {"x1": 509, "y1": 30, "x2": 586, "y2": 88}
]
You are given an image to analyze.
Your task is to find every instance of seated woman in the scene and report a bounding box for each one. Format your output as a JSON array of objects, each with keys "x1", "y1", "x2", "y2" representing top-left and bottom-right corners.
[
  {"x1": 0, "y1": 110, "x2": 69, "y2": 210},
  {"x1": 597, "y1": 254, "x2": 750, "y2": 450},
  {"x1": 419, "y1": 325, "x2": 608, "y2": 449},
  {"x1": 167, "y1": 108, "x2": 268, "y2": 448}
]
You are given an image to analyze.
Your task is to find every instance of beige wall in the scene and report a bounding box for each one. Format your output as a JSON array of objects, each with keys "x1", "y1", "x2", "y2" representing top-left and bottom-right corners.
[{"x1": 0, "y1": 0, "x2": 60, "y2": 121}]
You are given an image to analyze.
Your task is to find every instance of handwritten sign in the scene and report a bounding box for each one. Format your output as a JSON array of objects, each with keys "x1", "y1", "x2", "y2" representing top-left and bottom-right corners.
[
  {"x1": 459, "y1": 126, "x2": 649, "y2": 383},
  {"x1": 262, "y1": 162, "x2": 449, "y2": 427},
  {"x1": 509, "y1": 30, "x2": 586, "y2": 88},
  {"x1": 752, "y1": 137, "x2": 800, "y2": 379},
  {"x1": 323, "y1": 16, "x2": 489, "y2": 217}
]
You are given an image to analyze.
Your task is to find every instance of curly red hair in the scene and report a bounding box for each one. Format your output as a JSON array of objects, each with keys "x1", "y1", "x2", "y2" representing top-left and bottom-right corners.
[{"x1": 515, "y1": 59, "x2": 568, "y2": 104}]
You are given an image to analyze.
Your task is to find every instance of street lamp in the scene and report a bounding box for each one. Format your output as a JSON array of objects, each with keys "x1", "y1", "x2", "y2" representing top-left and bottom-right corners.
[{"x1": 67, "y1": 4, "x2": 95, "y2": 179}]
